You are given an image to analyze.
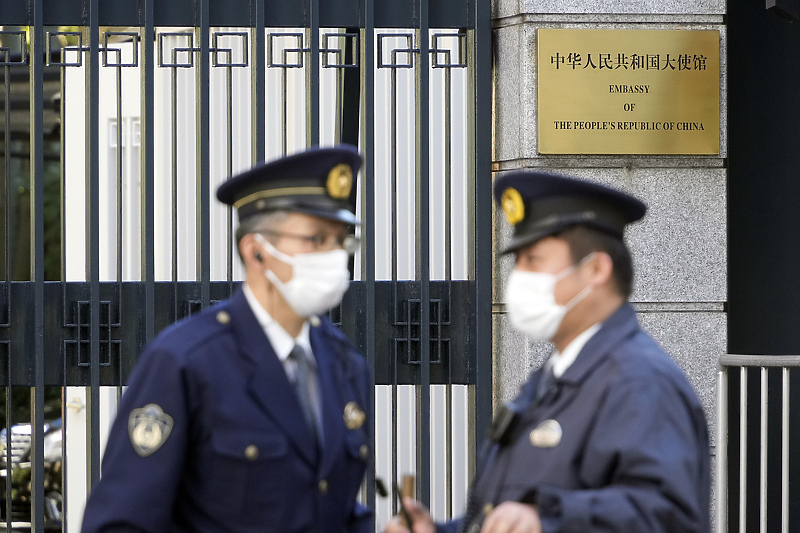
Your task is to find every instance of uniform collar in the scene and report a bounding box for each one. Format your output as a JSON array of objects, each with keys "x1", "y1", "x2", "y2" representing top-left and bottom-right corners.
[
  {"x1": 243, "y1": 283, "x2": 314, "y2": 366},
  {"x1": 549, "y1": 322, "x2": 602, "y2": 378},
  {"x1": 558, "y1": 302, "x2": 640, "y2": 385}
]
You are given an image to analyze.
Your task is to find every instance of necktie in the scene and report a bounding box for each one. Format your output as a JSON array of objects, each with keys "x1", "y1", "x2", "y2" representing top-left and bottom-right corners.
[
  {"x1": 534, "y1": 363, "x2": 555, "y2": 403},
  {"x1": 289, "y1": 344, "x2": 321, "y2": 444}
]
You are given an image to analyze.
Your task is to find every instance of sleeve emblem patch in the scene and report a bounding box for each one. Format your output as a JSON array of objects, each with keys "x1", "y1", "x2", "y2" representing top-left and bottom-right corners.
[{"x1": 128, "y1": 403, "x2": 174, "y2": 457}]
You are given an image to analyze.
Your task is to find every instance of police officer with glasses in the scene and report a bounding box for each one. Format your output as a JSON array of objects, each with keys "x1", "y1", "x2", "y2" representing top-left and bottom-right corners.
[
  {"x1": 386, "y1": 170, "x2": 710, "y2": 533},
  {"x1": 82, "y1": 145, "x2": 373, "y2": 533}
]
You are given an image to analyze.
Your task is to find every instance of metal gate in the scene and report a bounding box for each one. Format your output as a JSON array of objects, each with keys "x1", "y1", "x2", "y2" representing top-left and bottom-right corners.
[{"x1": 0, "y1": 0, "x2": 492, "y2": 530}]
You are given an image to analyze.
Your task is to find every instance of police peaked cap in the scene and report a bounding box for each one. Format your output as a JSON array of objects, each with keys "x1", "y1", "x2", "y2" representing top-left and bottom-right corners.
[
  {"x1": 216, "y1": 144, "x2": 362, "y2": 225},
  {"x1": 494, "y1": 170, "x2": 647, "y2": 254}
]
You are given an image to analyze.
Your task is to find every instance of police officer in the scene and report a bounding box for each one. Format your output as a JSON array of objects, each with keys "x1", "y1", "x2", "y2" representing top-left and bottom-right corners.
[
  {"x1": 82, "y1": 145, "x2": 373, "y2": 532},
  {"x1": 386, "y1": 171, "x2": 710, "y2": 533}
]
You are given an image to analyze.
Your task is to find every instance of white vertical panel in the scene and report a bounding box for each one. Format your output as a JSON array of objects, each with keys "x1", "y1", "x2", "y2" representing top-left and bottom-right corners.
[
  {"x1": 153, "y1": 32, "x2": 197, "y2": 282},
  {"x1": 63, "y1": 386, "x2": 117, "y2": 533},
  {"x1": 62, "y1": 44, "x2": 87, "y2": 533},
  {"x1": 429, "y1": 385, "x2": 447, "y2": 519},
  {"x1": 64, "y1": 64, "x2": 86, "y2": 282},
  {"x1": 63, "y1": 387, "x2": 86, "y2": 533},
  {"x1": 64, "y1": 41, "x2": 143, "y2": 283},
  {"x1": 370, "y1": 30, "x2": 470, "y2": 282},
  {"x1": 449, "y1": 385, "x2": 470, "y2": 518},
  {"x1": 395, "y1": 384, "x2": 418, "y2": 489},
  {"x1": 208, "y1": 32, "x2": 251, "y2": 282},
  {"x1": 373, "y1": 30, "x2": 416, "y2": 281},
  {"x1": 374, "y1": 385, "x2": 394, "y2": 530},
  {"x1": 373, "y1": 384, "x2": 471, "y2": 530}
]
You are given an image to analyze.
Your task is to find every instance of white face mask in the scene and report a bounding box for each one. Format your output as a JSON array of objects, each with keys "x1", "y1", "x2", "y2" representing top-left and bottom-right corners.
[
  {"x1": 254, "y1": 233, "x2": 351, "y2": 318},
  {"x1": 505, "y1": 253, "x2": 595, "y2": 341}
]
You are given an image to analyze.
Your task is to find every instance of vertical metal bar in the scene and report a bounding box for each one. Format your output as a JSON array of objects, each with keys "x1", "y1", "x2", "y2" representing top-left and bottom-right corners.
[
  {"x1": 739, "y1": 366, "x2": 748, "y2": 531},
  {"x1": 58, "y1": 44, "x2": 70, "y2": 533},
  {"x1": 86, "y1": 0, "x2": 102, "y2": 495},
  {"x1": 5, "y1": 44, "x2": 18, "y2": 531},
  {"x1": 760, "y1": 367, "x2": 767, "y2": 533},
  {"x1": 390, "y1": 65, "x2": 398, "y2": 283},
  {"x1": 2, "y1": 48, "x2": 11, "y2": 533},
  {"x1": 226, "y1": 63, "x2": 234, "y2": 287},
  {"x1": 114, "y1": 56, "x2": 125, "y2": 343},
  {"x1": 281, "y1": 66, "x2": 288, "y2": 156},
  {"x1": 116, "y1": 61, "x2": 124, "y2": 284},
  {"x1": 389, "y1": 49, "x2": 399, "y2": 514},
  {"x1": 306, "y1": 0, "x2": 320, "y2": 146},
  {"x1": 416, "y1": 1, "x2": 431, "y2": 507},
  {"x1": 443, "y1": 57, "x2": 452, "y2": 284},
  {"x1": 30, "y1": 6, "x2": 46, "y2": 525},
  {"x1": 333, "y1": 54, "x2": 343, "y2": 144},
  {"x1": 360, "y1": 0, "x2": 376, "y2": 509},
  {"x1": 249, "y1": 0, "x2": 267, "y2": 290},
  {"x1": 171, "y1": 65, "x2": 179, "y2": 318},
  {"x1": 471, "y1": 0, "x2": 493, "y2": 477},
  {"x1": 141, "y1": 0, "x2": 156, "y2": 344},
  {"x1": 716, "y1": 367, "x2": 729, "y2": 533},
  {"x1": 3, "y1": 58, "x2": 10, "y2": 315},
  {"x1": 4, "y1": 384, "x2": 10, "y2": 530},
  {"x1": 782, "y1": 367, "x2": 789, "y2": 533},
  {"x1": 196, "y1": 0, "x2": 211, "y2": 306},
  {"x1": 442, "y1": 52, "x2": 453, "y2": 518},
  {"x1": 251, "y1": 1, "x2": 266, "y2": 163}
]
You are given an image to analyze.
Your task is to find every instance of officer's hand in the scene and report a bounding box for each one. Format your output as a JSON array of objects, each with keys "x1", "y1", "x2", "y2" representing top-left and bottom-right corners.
[
  {"x1": 384, "y1": 498, "x2": 436, "y2": 533},
  {"x1": 481, "y1": 502, "x2": 542, "y2": 533}
]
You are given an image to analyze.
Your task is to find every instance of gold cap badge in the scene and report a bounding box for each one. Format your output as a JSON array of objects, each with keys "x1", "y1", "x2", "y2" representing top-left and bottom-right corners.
[
  {"x1": 327, "y1": 163, "x2": 353, "y2": 199},
  {"x1": 529, "y1": 419, "x2": 562, "y2": 448},
  {"x1": 501, "y1": 187, "x2": 525, "y2": 226},
  {"x1": 128, "y1": 404, "x2": 174, "y2": 457},
  {"x1": 343, "y1": 401, "x2": 366, "y2": 430}
]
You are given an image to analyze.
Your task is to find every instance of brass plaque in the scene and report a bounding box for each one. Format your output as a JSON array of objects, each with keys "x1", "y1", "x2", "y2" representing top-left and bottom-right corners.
[{"x1": 537, "y1": 29, "x2": 720, "y2": 155}]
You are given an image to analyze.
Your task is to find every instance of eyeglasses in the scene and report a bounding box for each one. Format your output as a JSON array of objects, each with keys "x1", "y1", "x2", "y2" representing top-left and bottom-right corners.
[{"x1": 257, "y1": 229, "x2": 361, "y2": 254}]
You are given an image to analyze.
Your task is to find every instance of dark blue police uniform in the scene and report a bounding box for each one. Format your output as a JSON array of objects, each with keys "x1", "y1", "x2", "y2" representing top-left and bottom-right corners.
[
  {"x1": 439, "y1": 303, "x2": 709, "y2": 533},
  {"x1": 436, "y1": 170, "x2": 710, "y2": 533},
  {"x1": 81, "y1": 290, "x2": 372, "y2": 532},
  {"x1": 82, "y1": 145, "x2": 373, "y2": 532}
]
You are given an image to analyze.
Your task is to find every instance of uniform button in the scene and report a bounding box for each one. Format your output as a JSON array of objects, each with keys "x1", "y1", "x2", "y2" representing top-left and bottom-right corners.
[
  {"x1": 318, "y1": 479, "x2": 329, "y2": 494},
  {"x1": 216, "y1": 311, "x2": 231, "y2": 324},
  {"x1": 244, "y1": 445, "x2": 259, "y2": 461},
  {"x1": 359, "y1": 444, "x2": 369, "y2": 460},
  {"x1": 483, "y1": 503, "x2": 494, "y2": 515},
  {"x1": 309, "y1": 316, "x2": 321, "y2": 327}
]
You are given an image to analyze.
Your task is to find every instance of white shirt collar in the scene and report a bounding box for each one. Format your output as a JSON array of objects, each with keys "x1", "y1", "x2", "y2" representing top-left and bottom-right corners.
[
  {"x1": 243, "y1": 283, "x2": 314, "y2": 365},
  {"x1": 549, "y1": 322, "x2": 602, "y2": 378}
]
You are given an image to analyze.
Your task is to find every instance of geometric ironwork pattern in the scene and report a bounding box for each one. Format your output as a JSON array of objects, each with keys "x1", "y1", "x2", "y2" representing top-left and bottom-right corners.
[
  {"x1": 321, "y1": 32, "x2": 359, "y2": 68},
  {"x1": 377, "y1": 32, "x2": 468, "y2": 69},
  {"x1": 377, "y1": 33, "x2": 416, "y2": 69},
  {"x1": 45, "y1": 32, "x2": 82, "y2": 67},
  {"x1": 211, "y1": 32, "x2": 248, "y2": 67},
  {"x1": 394, "y1": 297, "x2": 448, "y2": 365},
  {"x1": 103, "y1": 32, "x2": 140, "y2": 67},
  {"x1": 268, "y1": 32, "x2": 306, "y2": 68},
  {"x1": 0, "y1": 31, "x2": 27, "y2": 66},
  {"x1": 431, "y1": 32, "x2": 467, "y2": 68},
  {"x1": 158, "y1": 32, "x2": 195, "y2": 68},
  {"x1": 69, "y1": 300, "x2": 119, "y2": 367}
]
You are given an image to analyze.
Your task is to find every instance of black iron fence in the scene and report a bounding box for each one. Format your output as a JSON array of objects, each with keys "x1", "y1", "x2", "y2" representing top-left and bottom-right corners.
[{"x1": 0, "y1": 0, "x2": 492, "y2": 530}]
